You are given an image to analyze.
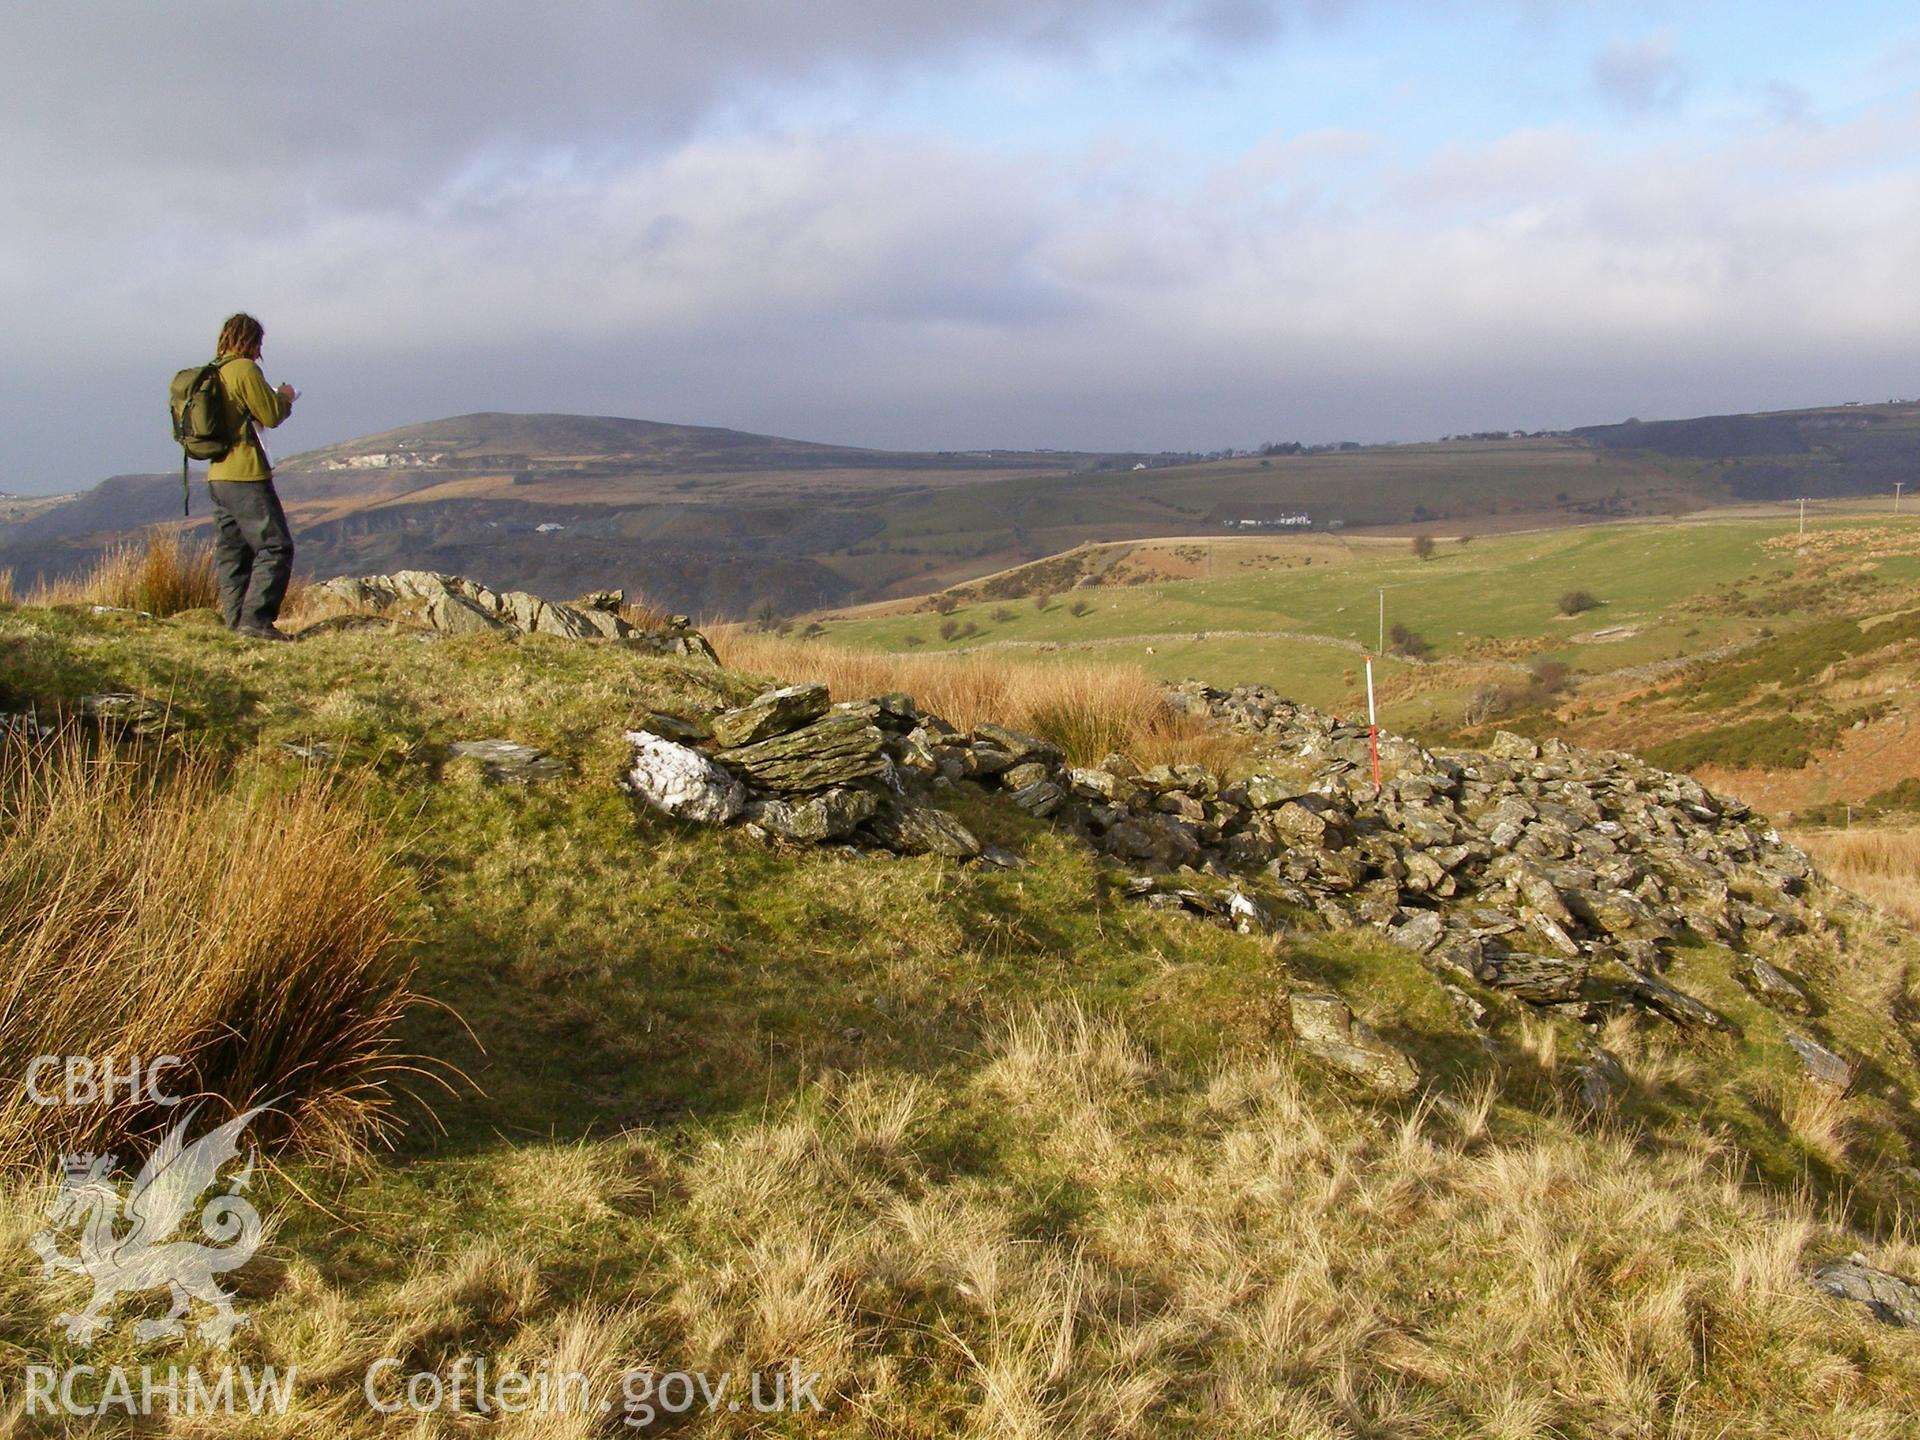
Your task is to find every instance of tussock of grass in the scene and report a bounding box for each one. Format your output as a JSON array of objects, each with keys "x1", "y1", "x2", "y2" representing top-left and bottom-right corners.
[
  {"x1": 716, "y1": 630, "x2": 1245, "y2": 768},
  {"x1": 162, "y1": 1006, "x2": 1920, "y2": 1436},
  {"x1": 30, "y1": 531, "x2": 219, "y2": 617},
  {"x1": 0, "y1": 734, "x2": 428, "y2": 1169}
]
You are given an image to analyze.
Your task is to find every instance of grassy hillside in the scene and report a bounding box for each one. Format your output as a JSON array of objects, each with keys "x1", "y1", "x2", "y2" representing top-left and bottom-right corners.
[
  {"x1": 4, "y1": 586, "x2": 1920, "y2": 1434},
  {"x1": 809, "y1": 513, "x2": 1920, "y2": 813}
]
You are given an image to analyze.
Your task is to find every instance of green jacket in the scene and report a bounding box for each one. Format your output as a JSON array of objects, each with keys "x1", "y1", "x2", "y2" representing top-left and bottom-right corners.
[{"x1": 208, "y1": 356, "x2": 292, "y2": 481}]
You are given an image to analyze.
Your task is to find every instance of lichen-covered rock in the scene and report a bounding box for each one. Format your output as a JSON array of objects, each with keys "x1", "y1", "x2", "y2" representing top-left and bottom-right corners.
[
  {"x1": 713, "y1": 712, "x2": 888, "y2": 792},
  {"x1": 1473, "y1": 950, "x2": 1588, "y2": 1003},
  {"x1": 1010, "y1": 779, "x2": 1066, "y2": 817},
  {"x1": 1067, "y1": 766, "x2": 1124, "y2": 801},
  {"x1": 972, "y1": 722, "x2": 1062, "y2": 763},
  {"x1": 1245, "y1": 773, "x2": 1308, "y2": 809},
  {"x1": 632, "y1": 711, "x2": 712, "y2": 744},
  {"x1": 709, "y1": 683, "x2": 831, "y2": 748},
  {"x1": 867, "y1": 805, "x2": 981, "y2": 859},
  {"x1": 1385, "y1": 909, "x2": 1445, "y2": 954},
  {"x1": 1737, "y1": 956, "x2": 1813, "y2": 1014},
  {"x1": 1785, "y1": 1031, "x2": 1854, "y2": 1089},
  {"x1": 623, "y1": 731, "x2": 746, "y2": 823},
  {"x1": 1001, "y1": 760, "x2": 1054, "y2": 792},
  {"x1": 1288, "y1": 993, "x2": 1420, "y2": 1096},
  {"x1": 79, "y1": 693, "x2": 167, "y2": 736},
  {"x1": 1810, "y1": 1254, "x2": 1920, "y2": 1327},
  {"x1": 1622, "y1": 969, "x2": 1733, "y2": 1032},
  {"x1": 1574, "y1": 1046, "x2": 1629, "y2": 1110},
  {"x1": 746, "y1": 786, "x2": 878, "y2": 842}
]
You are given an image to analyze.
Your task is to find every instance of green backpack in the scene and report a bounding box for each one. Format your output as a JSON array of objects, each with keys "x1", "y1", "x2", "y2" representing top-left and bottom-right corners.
[{"x1": 168, "y1": 359, "x2": 232, "y2": 515}]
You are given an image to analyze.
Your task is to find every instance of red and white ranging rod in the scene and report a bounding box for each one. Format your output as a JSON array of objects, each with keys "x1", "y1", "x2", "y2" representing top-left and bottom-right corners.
[{"x1": 1364, "y1": 653, "x2": 1381, "y2": 787}]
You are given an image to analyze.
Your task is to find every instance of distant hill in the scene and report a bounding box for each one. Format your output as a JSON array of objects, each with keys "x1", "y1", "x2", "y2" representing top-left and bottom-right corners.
[
  {"x1": 8, "y1": 401, "x2": 1918, "y2": 616},
  {"x1": 280, "y1": 411, "x2": 1023, "y2": 476},
  {"x1": 1573, "y1": 401, "x2": 1920, "y2": 499},
  {"x1": 0, "y1": 412, "x2": 1106, "y2": 615}
]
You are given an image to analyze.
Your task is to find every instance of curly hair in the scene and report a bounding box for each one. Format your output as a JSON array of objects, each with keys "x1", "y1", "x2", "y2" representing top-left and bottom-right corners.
[{"x1": 216, "y1": 313, "x2": 265, "y2": 360}]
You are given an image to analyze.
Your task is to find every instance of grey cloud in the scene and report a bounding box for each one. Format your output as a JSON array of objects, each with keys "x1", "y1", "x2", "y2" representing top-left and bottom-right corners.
[
  {"x1": 1591, "y1": 29, "x2": 1690, "y2": 114},
  {"x1": 8, "y1": 3, "x2": 1920, "y2": 495},
  {"x1": 1, "y1": 2, "x2": 1320, "y2": 192}
]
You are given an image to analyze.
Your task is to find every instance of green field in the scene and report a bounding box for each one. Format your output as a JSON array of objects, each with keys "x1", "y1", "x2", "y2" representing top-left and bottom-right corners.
[{"x1": 817, "y1": 518, "x2": 1857, "y2": 721}]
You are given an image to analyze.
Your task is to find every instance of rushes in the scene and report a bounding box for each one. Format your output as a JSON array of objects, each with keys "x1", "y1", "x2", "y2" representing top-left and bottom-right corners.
[
  {"x1": 715, "y1": 630, "x2": 1244, "y2": 768},
  {"x1": 29, "y1": 530, "x2": 219, "y2": 616},
  {"x1": 0, "y1": 733, "x2": 429, "y2": 1169},
  {"x1": 1793, "y1": 826, "x2": 1920, "y2": 927}
]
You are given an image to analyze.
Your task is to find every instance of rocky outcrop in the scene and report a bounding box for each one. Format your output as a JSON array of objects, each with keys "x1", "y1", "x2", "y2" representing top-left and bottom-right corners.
[{"x1": 302, "y1": 571, "x2": 719, "y2": 659}]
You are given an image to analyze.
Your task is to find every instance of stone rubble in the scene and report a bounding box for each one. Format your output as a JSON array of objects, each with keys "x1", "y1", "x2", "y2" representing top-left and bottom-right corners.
[
  {"x1": 619, "y1": 673, "x2": 1862, "y2": 1079},
  {"x1": 1, "y1": 710, "x2": 50, "y2": 741}
]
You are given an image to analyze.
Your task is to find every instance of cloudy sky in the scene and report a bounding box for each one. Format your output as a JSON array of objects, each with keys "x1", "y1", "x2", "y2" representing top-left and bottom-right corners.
[{"x1": 5, "y1": 1, "x2": 1920, "y2": 491}]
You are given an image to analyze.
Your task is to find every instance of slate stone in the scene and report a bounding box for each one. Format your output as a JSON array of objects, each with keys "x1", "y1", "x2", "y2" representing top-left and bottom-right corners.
[
  {"x1": 447, "y1": 739, "x2": 568, "y2": 784},
  {"x1": 867, "y1": 805, "x2": 982, "y2": 859},
  {"x1": 1474, "y1": 951, "x2": 1588, "y2": 1003},
  {"x1": 1810, "y1": 1255, "x2": 1920, "y2": 1328},
  {"x1": 1737, "y1": 956, "x2": 1813, "y2": 1014},
  {"x1": 745, "y1": 786, "x2": 878, "y2": 842},
  {"x1": 713, "y1": 712, "x2": 888, "y2": 792},
  {"x1": 708, "y1": 683, "x2": 831, "y2": 748},
  {"x1": 970, "y1": 722, "x2": 1060, "y2": 763},
  {"x1": 1289, "y1": 993, "x2": 1420, "y2": 1096},
  {"x1": 1785, "y1": 1031, "x2": 1854, "y2": 1089}
]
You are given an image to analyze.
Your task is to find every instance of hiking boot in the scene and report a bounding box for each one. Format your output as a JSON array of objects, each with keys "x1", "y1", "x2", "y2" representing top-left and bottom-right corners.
[{"x1": 236, "y1": 622, "x2": 294, "y2": 643}]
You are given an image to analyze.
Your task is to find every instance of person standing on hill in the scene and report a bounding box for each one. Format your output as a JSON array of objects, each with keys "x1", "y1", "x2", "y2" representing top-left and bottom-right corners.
[{"x1": 208, "y1": 312, "x2": 299, "y2": 640}]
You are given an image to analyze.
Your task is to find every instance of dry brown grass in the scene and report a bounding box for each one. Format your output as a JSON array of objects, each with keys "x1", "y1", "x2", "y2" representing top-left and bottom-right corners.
[
  {"x1": 715, "y1": 630, "x2": 1246, "y2": 768},
  {"x1": 1794, "y1": 826, "x2": 1920, "y2": 927},
  {"x1": 29, "y1": 530, "x2": 219, "y2": 616},
  {"x1": 0, "y1": 733, "x2": 432, "y2": 1170},
  {"x1": 13, "y1": 1005, "x2": 1916, "y2": 1434}
]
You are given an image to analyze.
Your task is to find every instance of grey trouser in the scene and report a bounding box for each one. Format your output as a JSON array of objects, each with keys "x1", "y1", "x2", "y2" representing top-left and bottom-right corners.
[{"x1": 207, "y1": 479, "x2": 295, "y2": 630}]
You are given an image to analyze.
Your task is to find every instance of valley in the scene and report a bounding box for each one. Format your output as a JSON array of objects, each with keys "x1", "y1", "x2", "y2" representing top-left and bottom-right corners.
[{"x1": 7, "y1": 400, "x2": 1919, "y2": 618}]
